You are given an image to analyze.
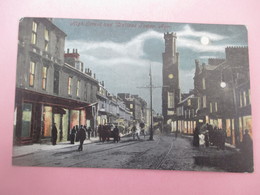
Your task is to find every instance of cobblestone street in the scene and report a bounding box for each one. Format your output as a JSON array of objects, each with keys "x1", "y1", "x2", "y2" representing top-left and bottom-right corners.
[{"x1": 13, "y1": 134, "x2": 245, "y2": 172}]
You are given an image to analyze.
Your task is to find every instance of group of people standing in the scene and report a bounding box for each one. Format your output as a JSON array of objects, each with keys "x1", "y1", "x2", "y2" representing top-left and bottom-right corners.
[{"x1": 193, "y1": 123, "x2": 226, "y2": 149}]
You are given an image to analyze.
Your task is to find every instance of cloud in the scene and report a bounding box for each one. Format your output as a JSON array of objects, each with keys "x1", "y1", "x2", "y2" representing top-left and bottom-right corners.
[
  {"x1": 65, "y1": 30, "x2": 163, "y2": 67},
  {"x1": 177, "y1": 25, "x2": 228, "y2": 41},
  {"x1": 175, "y1": 25, "x2": 229, "y2": 53}
]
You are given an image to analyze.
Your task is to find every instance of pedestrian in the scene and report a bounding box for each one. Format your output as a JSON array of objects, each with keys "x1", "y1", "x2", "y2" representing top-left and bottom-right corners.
[
  {"x1": 241, "y1": 129, "x2": 253, "y2": 172},
  {"x1": 51, "y1": 123, "x2": 58, "y2": 145},
  {"x1": 86, "y1": 126, "x2": 92, "y2": 140},
  {"x1": 175, "y1": 129, "x2": 178, "y2": 139},
  {"x1": 193, "y1": 126, "x2": 200, "y2": 147},
  {"x1": 75, "y1": 125, "x2": 79, "y2": 142},
  {"x1": 132, "y1": 125, "x2": 137, "y2": 140},
  {"x1": 220, "y1": 128, "x2": 226, "y2": 150},
  {"x1": 77, "y1": 125, "x2": 86, "y2": 151},
  {"x1": 113, "y1": 126, "x2": 120, "y2": 143},
  {"x1": 199, "y1": 133, "x2": 205, "y2": 148},
  {"x1": 98, "y1": 125, "x2": 103, "y2": 141},
  {"x1": 70, "y1": 126, "x2": 76, "y2": 144}
]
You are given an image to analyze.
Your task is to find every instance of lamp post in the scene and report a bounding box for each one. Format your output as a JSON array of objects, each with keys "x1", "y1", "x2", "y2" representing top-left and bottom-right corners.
[{"x1": 220, "y1": 66, "x2": 240, "y2": 146}]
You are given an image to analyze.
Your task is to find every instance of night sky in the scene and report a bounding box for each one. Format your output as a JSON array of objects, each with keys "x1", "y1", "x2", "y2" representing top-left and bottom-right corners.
[{"x1": 53, "y1": 18, "x2": 248, "y2": 113}]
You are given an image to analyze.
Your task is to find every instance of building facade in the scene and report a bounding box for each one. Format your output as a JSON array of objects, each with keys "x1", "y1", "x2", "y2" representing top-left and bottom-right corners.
[{"x1": 14, "y1": 18, "x2": 99, "y2": 145}]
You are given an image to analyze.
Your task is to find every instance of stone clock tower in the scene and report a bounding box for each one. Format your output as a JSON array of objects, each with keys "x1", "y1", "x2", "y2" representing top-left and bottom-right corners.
[{"x1": 162, "y1": 32, "x2": 180, "y2": 124}]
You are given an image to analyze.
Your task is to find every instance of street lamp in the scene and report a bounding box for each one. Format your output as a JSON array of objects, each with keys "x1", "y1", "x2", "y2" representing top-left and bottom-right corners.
[{"x1": 220, "y1": 66, "x2": 240, "y2": 146}]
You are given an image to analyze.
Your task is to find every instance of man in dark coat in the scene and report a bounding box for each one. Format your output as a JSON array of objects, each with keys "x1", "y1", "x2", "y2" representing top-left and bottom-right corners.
[
  {"x1": 113, "y1": 126, "x2": 120, "y2": 143},
  {"x1": 86, "y1": 126, "x2": 92, "y2": 140},
  {"x1": 52, "y1": 123, "x2": 58, "y2": 145},
  {"x1": 78, "y1": 125, "x2": 86, "y2": 151},
  {"x1": 70, "y1": 126, "x2": 76, "y2": 144},
  {"x1": 241, "y1": 129, "x2": 253, "y2": 172},
  {"x1": 193, "y1": 126, "x2": 200, "y2": 147}
]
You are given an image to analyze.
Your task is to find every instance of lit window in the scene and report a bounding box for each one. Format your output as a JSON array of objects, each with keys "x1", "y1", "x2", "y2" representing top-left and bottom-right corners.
[
  {"x1": 76, "y1": 80, "x2": 80, "y2": 97},
  {"x1": 44, "y1": 29, "x2": 49, "y2": 41},
  {"x1": 202, "y1": 78, "x2": 206, "y2": 90},
  {"x1": 31, "y1": 21, "x2": 37, "y2": 45},
  {"x1": 210, "y1": 103, "x2": 212, "y2": 113},
  {"x1": 168, "y1": 92, "x2": 174, "y2": 108},
  {"x1": 68, "y1": 77, "x2": 72, "y2": 95},
  {"x1": 243, "y1": 91, "x2": 247, "y2": 107},
  {"x1": 130, "y1": 104, "x2": 133, "y2": 109},
  {"x1": 215, "y1": 102, "x2": 218, "y2": 112},
  {"x1": 42, "y1": 66, "x2": 47, "y2": 90},
  {"x1": 29, "y1": 61, "x2": 35, "y2": 87},
  {"x1": 44, "y1": 29, "x2": 49, "y2": 51},
  {"x1": 187, "y1": 99, "x2": 191, "y2": 106},
  {"x1": 203, "y1": 95, "x2": 207, "y2": 108}
]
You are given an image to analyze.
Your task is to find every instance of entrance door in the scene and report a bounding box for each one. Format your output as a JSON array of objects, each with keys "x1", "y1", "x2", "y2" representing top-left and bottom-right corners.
[{"x1": 54, "y1": 114, "x2": 61, "y2": 142}]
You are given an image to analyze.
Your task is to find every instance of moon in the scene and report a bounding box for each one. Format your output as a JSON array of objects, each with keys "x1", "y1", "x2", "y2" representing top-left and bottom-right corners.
[{"x1": 200, "y1": 36, "x2": 210, "y2": 45}]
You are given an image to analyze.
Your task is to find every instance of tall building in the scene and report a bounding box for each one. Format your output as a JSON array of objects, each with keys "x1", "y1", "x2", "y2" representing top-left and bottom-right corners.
[
  {"x1": 162, "y1": 32, "x2": 180, "y2": 129},
  {"x1": 14, "y1": 18, "x2": 99, "y2": 145}
]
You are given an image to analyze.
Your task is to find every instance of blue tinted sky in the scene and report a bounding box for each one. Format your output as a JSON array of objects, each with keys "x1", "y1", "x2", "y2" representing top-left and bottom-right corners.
[{"x1": 53, "y1": 18, "x2": 248, "y2": 113}]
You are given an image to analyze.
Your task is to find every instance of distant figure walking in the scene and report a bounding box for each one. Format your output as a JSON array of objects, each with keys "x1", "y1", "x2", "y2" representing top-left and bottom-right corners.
[
  {"x1": 51, "y1": 123, "x2": 58, "y2": 145},
  {"x1": 78, "y1": 125, "x2": 86, "y2": 151}
]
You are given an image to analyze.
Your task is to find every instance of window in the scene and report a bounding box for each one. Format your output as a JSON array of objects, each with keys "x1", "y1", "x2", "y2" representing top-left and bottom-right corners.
[
  {"x1": 168, "y1": 92, "x2": 174, "y2": 108},
  {"x1": 215, "y1": 102, "x2": 218, "y2": 112},
  {"x1": 68, "y1": 77, "x2": 72, "y2": 95},
  {"x1": 203, "y1": 95, "x2": 207, "y2": 108},
  {"x1": 29, "y1": 61, "x2": 35, "y2": 87},
  {"x1": 240, "y1": 91, "x2": 243, "y2": 107},
  {"x1": 53, "y1": 69, "x2": 59, "y2": 94},
  {"x1": 130, "y1": 104, "x2": 133, "y2": 109},
  {"x1": 76, "y1": 80, "x2": 80, "y2": 97},
  {"x1": 202, "y1": 78, "x2": 206, "y2": 90},
  {"x1": 31, "y1": 21, "x2": 37, "y2": 45},
  {"x1": 243, "y1": 91, "x2": 247, "y2": 106},
  {"x1": 210, "y1": 102, "x2": 213, "y2": 113},
  {"x1": 187, "y1": 99, "x2": 191, "y2": 106},
  {"x1": 44, "y1": 29, "x2": 49, "y2": 51},
  {"x1": 42, "y1": 66, "x2": 47, "y2": 90},
  {"x1": 198, "y1": 97, "x2": 201, "y2": 109}
]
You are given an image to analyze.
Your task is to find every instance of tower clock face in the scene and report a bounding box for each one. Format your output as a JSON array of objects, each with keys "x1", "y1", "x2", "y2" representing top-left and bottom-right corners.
[{"x1": 168, "y1": 74, "x2": 174, "y2": 79}]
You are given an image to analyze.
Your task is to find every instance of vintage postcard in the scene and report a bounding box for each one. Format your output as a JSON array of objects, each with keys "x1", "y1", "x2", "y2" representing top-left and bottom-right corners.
[{"x1": 12, "y1": 18, "x2": 253, "y2": 172}]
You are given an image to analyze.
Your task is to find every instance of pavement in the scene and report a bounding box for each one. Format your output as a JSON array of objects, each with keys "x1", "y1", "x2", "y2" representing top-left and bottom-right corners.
[{"x1": 12, "y1": 137, "x2": 100, "y2": 158}]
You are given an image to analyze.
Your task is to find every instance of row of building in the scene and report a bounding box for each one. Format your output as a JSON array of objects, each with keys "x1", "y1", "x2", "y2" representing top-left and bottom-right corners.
[
  {"x1": 162, "y1": 32, "x2": 251, "y2": 146},
  {"x1": 14, "y1": 18, "x2": 149, "y2": 145}
]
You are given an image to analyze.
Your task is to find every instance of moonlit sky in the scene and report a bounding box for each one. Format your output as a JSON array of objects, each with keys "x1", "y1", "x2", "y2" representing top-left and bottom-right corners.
[{"x1": 53, "y1": 18, "x2": 248, "y2": 113}]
